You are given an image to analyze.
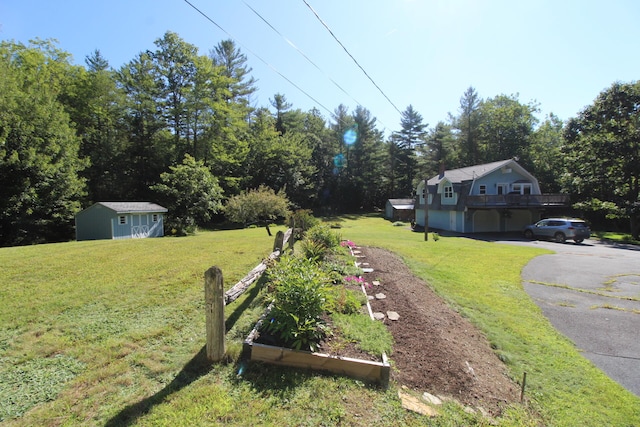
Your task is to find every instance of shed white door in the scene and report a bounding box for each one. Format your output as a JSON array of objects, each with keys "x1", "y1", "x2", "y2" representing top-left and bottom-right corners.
[{"x1": 131, "y1": 215, "x2": 150, "y2": 238}]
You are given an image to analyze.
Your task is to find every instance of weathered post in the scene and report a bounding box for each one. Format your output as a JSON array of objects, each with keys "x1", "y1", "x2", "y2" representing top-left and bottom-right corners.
[
  {"x1": 423, "y1": 178, "x2": 429, "y2": 241},
  {"x1": 273, "y1": 230, "x2": 285, "y2": 253},
  {"x1": 289, "y1": 219, "x2": 295, "y2": 252},
  {"x1": 520, "y1": 371, "x2": 527, "y2": 402},
  {"x1": 205, "y1": 266, "x2": 225, "y2": 362}
]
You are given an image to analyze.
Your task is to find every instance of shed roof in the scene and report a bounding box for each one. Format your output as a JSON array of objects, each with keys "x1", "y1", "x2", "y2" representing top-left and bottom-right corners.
[
  {"x1": 95, "y1": 202, "x2": 168, "y2": 213},
  {"x1": 388, "y1": 199, "x2": 415, "y2": 209}
]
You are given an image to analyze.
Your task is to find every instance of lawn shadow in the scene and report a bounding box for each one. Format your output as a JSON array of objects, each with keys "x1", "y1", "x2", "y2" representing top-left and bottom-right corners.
[
  {"x1": 104, "y1": 345, "x2": 213, "y2": 427},
  {"x1": 225, "y1": 274, "x2": 266, "y2": 333},
  {"x1": 104, "y1": 279, "x2": 264, "y2": 426}
]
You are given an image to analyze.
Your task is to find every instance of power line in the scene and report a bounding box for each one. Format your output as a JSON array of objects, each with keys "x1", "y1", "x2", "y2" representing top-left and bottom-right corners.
[
  {"x1": 301, "y1": 0, "x2": 403, "y2": 116},
  {"x1": 182, "y1": 0, "x2": 344, "y2": 124},
  {"x1": 241, "y1": 0, "x2": 365, "y2": 111}
]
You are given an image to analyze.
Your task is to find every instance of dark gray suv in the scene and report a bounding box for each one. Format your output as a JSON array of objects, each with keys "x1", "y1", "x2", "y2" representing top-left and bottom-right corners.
[{"x1": 523, "y1": 218, "x2": 591, "y2": 244}]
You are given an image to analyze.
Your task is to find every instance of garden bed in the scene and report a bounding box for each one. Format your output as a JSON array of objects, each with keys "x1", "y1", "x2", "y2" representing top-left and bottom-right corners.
[{"x1": 243, "y1": 299, "x2": 391, "y2": 386}]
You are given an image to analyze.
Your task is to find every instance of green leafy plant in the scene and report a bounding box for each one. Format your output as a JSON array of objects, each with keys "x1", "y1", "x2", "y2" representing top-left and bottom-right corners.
[
  {"x1": 332, "y1": 313, "x2": 393, "y2": 356},
  {"x1": 305, "y1": 224, "x2": 341, "y2": 250},
  {"x1": 325, "y1": 286, "x2": 364, "y2": 315},
  {"x1": 263, "y1": 256, "x2": 333, "y2": 351},
  {"x1": 287, "y1": 209, "x2": 319, "y2": 240},
  {"x1": 299, "y1": 238, "x2": 330, "y2": 263}
]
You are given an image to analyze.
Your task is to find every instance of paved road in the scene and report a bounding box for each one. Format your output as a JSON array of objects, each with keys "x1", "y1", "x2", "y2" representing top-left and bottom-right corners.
[{"x1": 500, "y1": 237, "x2": 640, "y2": 397}]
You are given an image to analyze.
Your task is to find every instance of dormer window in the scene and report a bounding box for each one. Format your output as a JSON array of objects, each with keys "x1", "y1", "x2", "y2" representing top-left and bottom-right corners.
[{"x1": 444, "y1": 185, "x2": 453, "y2": 199}]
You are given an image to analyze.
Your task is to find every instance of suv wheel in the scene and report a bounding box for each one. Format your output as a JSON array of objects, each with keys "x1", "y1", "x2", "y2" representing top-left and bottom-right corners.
[
  {"x1": 524, "y1": 229, "x2": 534, "y2": 240},
  {"x1": 554, "y1": 232, "x2": 566, "y2": 243}
]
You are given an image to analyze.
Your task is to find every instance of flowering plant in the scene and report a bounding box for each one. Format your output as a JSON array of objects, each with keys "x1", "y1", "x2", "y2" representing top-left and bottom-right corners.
[
  {"x1": 340, "y1": 240, "x2": 356, "y2": 248},
  {"x1": 344, "y1": 275, "x2": 372, "y2": 289}
]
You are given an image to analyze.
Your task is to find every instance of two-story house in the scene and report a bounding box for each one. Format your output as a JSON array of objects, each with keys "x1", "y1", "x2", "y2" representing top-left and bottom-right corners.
[{"x1": 414, "y1": 159, "x2": 570, "y2": 233}]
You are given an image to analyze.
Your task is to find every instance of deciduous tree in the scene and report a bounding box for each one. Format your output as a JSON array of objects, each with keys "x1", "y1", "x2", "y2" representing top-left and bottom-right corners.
[
  {"x1": 150, "y1": 154, "x2": 223, "y2": 235},
  {"x1": 562, "y1": 81, "x2": 640, "y2": 238},
  {"x1": 0, "y1": 40, "x2": 87, "y2": 245},
  {"x1": 224, "y1": 185, "x2": 290, "y2": 235},
  {"x1": 477, "y1": 93, "x2": 539, "y2": 163}
]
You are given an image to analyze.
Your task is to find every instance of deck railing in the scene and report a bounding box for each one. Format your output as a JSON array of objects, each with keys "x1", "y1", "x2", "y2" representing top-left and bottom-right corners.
[{"x1": 465, "y1": 193, "x2": 570, "y2": 208}]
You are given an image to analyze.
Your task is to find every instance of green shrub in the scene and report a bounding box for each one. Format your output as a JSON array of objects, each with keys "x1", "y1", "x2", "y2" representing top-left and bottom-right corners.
[
  {"x1": 326, "y1": 286, "x2": 365, "y2": 315},
  {"x1": 299, "y1": 239, "x2": 330, "y2": 263},
  {"x1": 263, "y1": 256, "x2": 332, "y2": 351},
  {"x1": 287, "y1": 209, "x2": 319, "y2": 239},
  {"x1": 305, "y1": 224, "x2": 341, "y2": 249},
  {"x1": 322, "y1": 260, "x2": 363, "y2": 284}
]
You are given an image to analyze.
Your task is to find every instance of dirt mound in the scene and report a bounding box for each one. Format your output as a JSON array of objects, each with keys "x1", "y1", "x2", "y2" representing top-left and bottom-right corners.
[{"x1": 360, "y1": 246, "x2": 520, "y2": 415}]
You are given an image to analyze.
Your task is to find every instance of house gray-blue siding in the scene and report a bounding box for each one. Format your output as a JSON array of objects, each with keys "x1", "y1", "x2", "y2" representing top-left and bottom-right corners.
[
  {"x1": 414, "y1": 159, "x2": 570, "y2": 233},
  {"x1": 75, "y1": 202, "x2": 167, "y2": 241}
]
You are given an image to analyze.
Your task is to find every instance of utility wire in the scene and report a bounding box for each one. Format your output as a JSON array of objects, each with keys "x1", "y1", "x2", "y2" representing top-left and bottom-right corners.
[
  {"x1": 182, "y1": 0, "x2": 345, "y2": 125},
  {"x1": 241, "y1": 0, "x2": 365, "y2": 111},
  {"x1": 301, "y1": 0, "x2": 403, "y2": 116}
]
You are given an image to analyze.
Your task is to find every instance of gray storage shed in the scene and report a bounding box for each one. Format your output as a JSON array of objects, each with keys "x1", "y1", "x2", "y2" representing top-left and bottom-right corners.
[
  {"x1": 385, "y1": 199, "x2": 415, "y2": 221},
  {"x1": 75, "y1": 202, "x2": 168, "y2": 241}
]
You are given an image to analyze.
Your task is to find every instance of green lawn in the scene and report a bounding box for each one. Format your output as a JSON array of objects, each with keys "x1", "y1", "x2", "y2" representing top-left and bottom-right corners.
[{"x1": 1, "y1": 217, "x2": 639, "y2": 426}]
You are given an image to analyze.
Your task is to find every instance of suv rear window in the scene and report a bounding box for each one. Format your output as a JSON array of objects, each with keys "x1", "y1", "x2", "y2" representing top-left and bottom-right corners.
[{"x1": 570, "y1": 221, "x2": 587, "y2": 227}]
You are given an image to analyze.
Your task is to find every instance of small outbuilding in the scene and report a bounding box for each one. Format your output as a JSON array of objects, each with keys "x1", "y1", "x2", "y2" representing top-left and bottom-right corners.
[
  {"x1": 75, "y1": 202, "x2": 168, "y2": 241},
  {"x1": 385, "y1": 199, "x2": 415, "y2": 222}
]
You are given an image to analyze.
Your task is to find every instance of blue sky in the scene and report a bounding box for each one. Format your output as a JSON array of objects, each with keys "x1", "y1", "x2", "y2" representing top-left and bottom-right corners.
[{"x1": 2, "y1": 0, "x2": 639, "y2": 135}]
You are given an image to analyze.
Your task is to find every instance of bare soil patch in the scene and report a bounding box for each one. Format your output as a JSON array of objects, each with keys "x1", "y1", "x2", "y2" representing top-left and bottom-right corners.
[{"x1": 359, "y1": 246, "x2": 520, "y2": 415}]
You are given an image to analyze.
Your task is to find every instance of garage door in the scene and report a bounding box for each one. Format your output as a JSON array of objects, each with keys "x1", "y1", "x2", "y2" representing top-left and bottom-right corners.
[
  {"x1": 506, "y1": 210, "x2": 532, "y2": 232},
  {"x1": 473, "y1": 210, "x2": 499, "y2": 232}
]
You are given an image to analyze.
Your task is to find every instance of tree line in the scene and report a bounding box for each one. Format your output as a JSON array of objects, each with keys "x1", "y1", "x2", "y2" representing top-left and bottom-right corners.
[{"x1": 1, "y1": 31, "x2": 639, "y2": 246}]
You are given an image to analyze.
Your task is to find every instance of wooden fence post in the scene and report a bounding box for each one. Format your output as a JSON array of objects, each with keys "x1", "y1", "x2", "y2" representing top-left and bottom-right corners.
[
  {"x1": 289, "y1": 219, "x2": 295, "y2": 251},
  {"x1": 205, "y1": 228, "x2": 293, "y2": 362},
  {"x1": 205, "y1": 266, "x2": 225, "y2": 362},
  {"x1": 273, "y1": 230, "x2": 285, "y2": 253}
]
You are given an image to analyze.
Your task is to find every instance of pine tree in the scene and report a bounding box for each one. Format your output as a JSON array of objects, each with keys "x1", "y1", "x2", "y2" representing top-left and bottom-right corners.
[{"x1": 451, "y1": 86, "x2": 481, "y2": 166}]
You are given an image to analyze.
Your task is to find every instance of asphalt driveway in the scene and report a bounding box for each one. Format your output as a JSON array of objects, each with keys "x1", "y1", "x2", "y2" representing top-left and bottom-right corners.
[{"x1": 501, "y1": 237, "x2": 640, "y2": 397}]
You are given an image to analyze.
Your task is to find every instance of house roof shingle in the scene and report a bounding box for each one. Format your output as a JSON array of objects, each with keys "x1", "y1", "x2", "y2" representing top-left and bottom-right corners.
[
  {"x1": 427, "y1": 159, "x2": 515, "y2": 185},
  {"x1": 97, "y1": 202, "x2": 168, "y2": 213}
]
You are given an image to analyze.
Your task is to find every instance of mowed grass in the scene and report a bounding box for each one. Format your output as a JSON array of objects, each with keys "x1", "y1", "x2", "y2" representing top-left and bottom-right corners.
[
  {"x1": 0, "y1": 225, "x2": 420, "y2": 426},
  {"x1": 1, "y1": 217, "x2": 639, "y2": 426},
  {"x1": 0, "y1": 227, "x2": 278, "y2": 423},
  {"x1": 336, "y1": 215, "x2": 640, "y2": 427}
]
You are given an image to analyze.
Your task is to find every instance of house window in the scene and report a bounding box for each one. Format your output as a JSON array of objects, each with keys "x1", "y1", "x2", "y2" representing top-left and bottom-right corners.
[
  {"x1": 152, "y1": 214, "x2": 159, "y2": 222},
  {"x1": 479, "y1": 185, "x2": 487, "y2": 195},
  {"x1": 512, "y1": 183, "x2": 532, "y2": 195},
  {"x1": 444, "y1": 185, "x2": 453, "y2": 199},
  {"x1": 118, "y1": 215, "x2": 127, "y2": 225}
]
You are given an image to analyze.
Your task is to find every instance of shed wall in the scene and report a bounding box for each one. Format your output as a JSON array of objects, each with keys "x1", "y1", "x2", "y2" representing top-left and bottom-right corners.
[{"x1": 75, "y1": 204, "x2": 115, "y2": 241}]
